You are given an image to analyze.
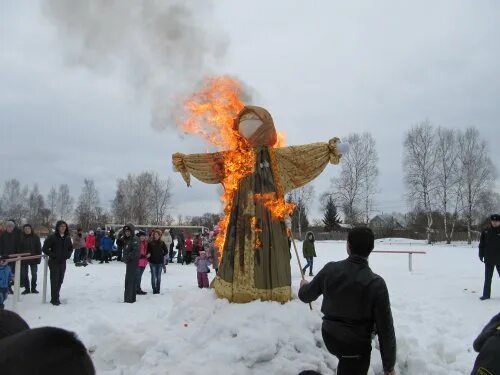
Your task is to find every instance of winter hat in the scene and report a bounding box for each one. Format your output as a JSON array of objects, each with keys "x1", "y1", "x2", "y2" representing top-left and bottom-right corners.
[
  {"x1": 490, "y1": 214, "x2": 500, "y2": 221},
  {"x1": 137, "y1": 230, "x2": 147, "y2": 237},
  {"x1": 0, "y1": 327, "x2": 95, "y2": 375},
  {"x1": 5, "y1": 221, "x2": 15, "y2": 229},
  {"x1": 0, "y1": 310, "x2": 30, "y2": 340},
  {"x1": 199, "y1": 250, "x2": 207, "y2": 257},
  {"x1": 89, "y1": 230, "x2": 94, "y2": 235},
  {"x1": 152, "y1": 229, "x2": 163, "y2": 237}
]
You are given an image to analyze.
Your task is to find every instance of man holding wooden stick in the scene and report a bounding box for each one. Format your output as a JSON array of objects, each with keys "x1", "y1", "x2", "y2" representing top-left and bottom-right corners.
[{"x1": 298, "y1": 227, "x2": 397, "y2": 375}]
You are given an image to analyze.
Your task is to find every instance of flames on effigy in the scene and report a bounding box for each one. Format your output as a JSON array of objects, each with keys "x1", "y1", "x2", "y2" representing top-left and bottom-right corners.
[{"x1": 180, "y1": 76, "x2": 293, "y2": 254}]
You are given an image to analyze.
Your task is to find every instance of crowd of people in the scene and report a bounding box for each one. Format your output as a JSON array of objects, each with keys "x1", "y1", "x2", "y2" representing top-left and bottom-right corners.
[{"x1": 0, "y1": 216, "x2": 499, "y2": 374}]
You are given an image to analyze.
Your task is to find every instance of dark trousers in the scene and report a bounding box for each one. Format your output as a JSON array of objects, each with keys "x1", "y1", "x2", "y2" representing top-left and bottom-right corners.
[
  {"x1": 0, "y1": 288, "x2": 8, "y2": 308},
  {"x1": 136, "y1": 266, "x2": 145, "y2": 292},
  {"x1": 124, "y1": 261, "x2": 138, "y2": 303},
  {"x1": 49, "y1": 261, "x2": 66, "y2": 303},
  {"x1": 185, "y1": 252, "x2": 192, "y2": 265},
  {"x1": 302, "y1": 256, "x2": 314, "y2": 275},
  {"x1": 197, "y1": 272, "x2": 209, "y2": 288},
  {"x1": 21, "y1": 264, "x2": 38, "y2": 291},
  {"x1": 322, "y1": 329, "x2": 371, "y2": 375},
  {"x1": 482, "y1": 263, "x2": 500, "y2": 298},
  {"x1": 150, "y1": 263, "x2": 162, "y2": 292}
]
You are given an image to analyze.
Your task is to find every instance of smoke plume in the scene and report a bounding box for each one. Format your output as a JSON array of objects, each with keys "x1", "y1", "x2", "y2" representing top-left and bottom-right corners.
[{"x1": 43, "y1": 0, "x2": 228, "y2": 129}]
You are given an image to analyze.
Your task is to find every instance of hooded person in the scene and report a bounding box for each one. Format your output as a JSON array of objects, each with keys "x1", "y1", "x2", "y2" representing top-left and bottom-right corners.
[
  {"x1": 42, "y1": 220, "x2": 73, "y2": 306},
  {"x1": 19, "y1": 224, "x2": 42, "y2": 294},
  {"x1": 0, "y1": 327, "x2": 95, "y2": 375},
  {"x1": 122, "y1": 224, "x2": 139, "y2": 303},
  {"x1": 173, "y1": 105, "x2": 347, "y2": 303},
  {"x1": 136, "y1": 231, "x2": 148, "y2": 295},
  {"x1": 471, "y1": 312, "x2": 500, "y2": 374},
  {"x1": 302, "y1": 231, "x2": 317, "y2": 276}
]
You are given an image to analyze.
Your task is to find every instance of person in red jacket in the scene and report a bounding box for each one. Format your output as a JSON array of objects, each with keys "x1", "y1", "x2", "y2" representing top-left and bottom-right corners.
[
  {"x1": 84, "y1": 231, "x2": 96, "y2": 265},
  {"x1": 184, "y1": 235, "x2": 193, "y2": 265}
]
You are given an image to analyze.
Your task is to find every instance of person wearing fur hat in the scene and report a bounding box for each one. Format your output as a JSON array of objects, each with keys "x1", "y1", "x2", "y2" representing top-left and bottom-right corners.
[
  {"x1": 136, "y1": 231, "x2": 149, "y2": 295},
  {"x1": 0, "y1": 309, "x2": 29, "y2": 339},
  {"x1": 42, "y1": 220, "x2": 73, "y2": 306},
  {"x1": 479, "y1": 214, "x2": 500, "y2": 300},
  {"x1": 194, "y1": 250, "x2": 211, "y2": 288},
  {"x1": 122, "y1": 224, "x2": 139, "y2": 303},
  {"x1": 147, "y1": 229, "x2": 168, "y2": 294},
  {"x1": 19, "y1": 224, "x2": 42, "y2": 294}
]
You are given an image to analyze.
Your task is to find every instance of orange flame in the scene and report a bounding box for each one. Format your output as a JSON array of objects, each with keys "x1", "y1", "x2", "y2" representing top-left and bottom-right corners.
[
  {"x1": 180, "y1": 76, "x2": 287, "y2": 255},
  {"x1": 254, "y1": 193, "x2": 296, "y2": 221}
]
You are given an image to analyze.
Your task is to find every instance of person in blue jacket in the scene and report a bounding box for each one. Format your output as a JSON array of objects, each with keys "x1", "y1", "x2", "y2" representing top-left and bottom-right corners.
[
  {"x1": 99, "y1": 232, "x2": 114, "y2": 264},
  {"x1": 0, "y1": 256, "x2": 14, "y2": 309}
]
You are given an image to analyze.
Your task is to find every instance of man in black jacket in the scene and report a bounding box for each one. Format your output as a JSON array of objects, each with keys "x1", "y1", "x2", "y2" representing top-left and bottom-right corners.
[
  {"x1": 479, "y1": 214, "x2": 500, "y2": 300},
  {"x1": 471, "y1": 312, "x2": 500, "y2": 374},
  {"x1": 298, "y1": 227, "x2": 396, "y2": 375},
  {"x1": 19, "y1": 224, "x2": 42, "y2": 294},
  {"x1": 42, "y1": 220, "x2": 73, "y2": 306},
  {"x1": 122, "y1": 224, "x2": 139, "y2": 303}
]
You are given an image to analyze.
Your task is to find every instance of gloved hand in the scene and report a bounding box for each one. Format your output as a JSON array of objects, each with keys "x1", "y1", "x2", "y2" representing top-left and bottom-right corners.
[{"x1": 479, "y1": 256, "x2": 484, "y2": 263}]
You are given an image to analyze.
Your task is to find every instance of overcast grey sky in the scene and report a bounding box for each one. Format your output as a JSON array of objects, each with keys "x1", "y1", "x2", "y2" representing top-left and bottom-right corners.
[{"x1": 1, "y1": 1, "x2": 499, "y2": 221}]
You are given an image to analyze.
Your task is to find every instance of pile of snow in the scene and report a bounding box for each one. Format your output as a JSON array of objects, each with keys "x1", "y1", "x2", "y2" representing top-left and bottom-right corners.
[{"x1": 11, "y1": 240, "x2": 499, "y2": 374}]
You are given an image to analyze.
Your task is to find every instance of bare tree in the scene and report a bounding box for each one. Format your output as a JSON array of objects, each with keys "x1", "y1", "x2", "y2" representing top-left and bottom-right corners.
[
  {"x1": 75, "y1": 179, "x2": 100, "y2": 230},
  {"x1": 0, "y1": 179, "x2": 28, "y2": 223},
  {"x1": 403, "y1": 122, "x2": 437, "y2": 244},
  {"x1": 151, "y1": 174, "x2": 173, "y2": 225},
  {"x1": 26, "y1": 184, "x2": 46, "y2": 227},
  {"x1": 457, "y1": 127, "x2": 496, "y2": 244},
  {"x1": 287, "y1": 185, "x2": 315, "y2": 238},
  {"x1": 46, "y1": 187, "x2": 58, "y2": 225},
  {"x1": 332, "y1": 132, "x2": 378, "y2": 224},
  {"x1": 434, "y1": 128, "x2": 460, "y2": 243},
  {"x1": 57, "y1": 184, "x2": 74, "y2": 221}
]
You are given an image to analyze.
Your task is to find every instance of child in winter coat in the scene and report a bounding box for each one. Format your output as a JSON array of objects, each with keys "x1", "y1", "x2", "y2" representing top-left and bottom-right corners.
[
  {"x1": 194, "y1": 251, "x2": 211, "y2": 288},
  {"x1": 184, "y1": 235, "x2": 193, "y2": 265},
  {"x1": 99, "y1": 233, "x2": 114, "y2": 264},
  {"x1": 0, "y1": 256, "x2": 14, "y2": 309},
  {"x1": 136, "y1": 231, "x2": 149, "y2": 295},
  {"x1": 85, "y1": 231, "x2": 96, "y2": 264}
]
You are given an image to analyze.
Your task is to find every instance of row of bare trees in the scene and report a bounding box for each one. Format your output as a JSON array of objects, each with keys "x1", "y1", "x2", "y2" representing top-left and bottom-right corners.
[
  {"x1": 112, "y1": 172, "x2": 173, "y2": 226},
  {"x1": 0, "y1": 171, "x2": 173, "y2": 230},
  {"x1": 0, "y1": 180, "x2": 75, "y2": 228},
  {"x1": 403, "y1": 123, "x2": 497, "y2": 244}
]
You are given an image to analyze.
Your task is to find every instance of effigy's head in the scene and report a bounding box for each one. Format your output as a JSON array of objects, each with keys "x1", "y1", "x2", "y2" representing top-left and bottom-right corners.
[{"x1": 235, "y1": 106, "x2": 277, "y2": 147}]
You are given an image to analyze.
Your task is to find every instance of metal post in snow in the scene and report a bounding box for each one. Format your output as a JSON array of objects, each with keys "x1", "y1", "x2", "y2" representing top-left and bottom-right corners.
[
  {"x1": 12, "y1": 259, "x2": 21, "y2": 311},
  {"x1": 408, "y1": 253, "x2": 413, "y2": 272},
  {"x1": 42, "y1": 255, "x2": 48, "y2": 304}
]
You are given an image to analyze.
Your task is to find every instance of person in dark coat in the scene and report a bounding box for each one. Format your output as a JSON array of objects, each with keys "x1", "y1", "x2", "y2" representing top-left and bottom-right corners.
[
  {"x1": 479, "y1": 214, "x2": 500, "y2": 300},
  {"x1": 147, "y1": 229, "x2": 168, "y2": 294},
  {"x1": 471, "y1": 312, "x2": 500, "y2": 374},
  {"x1": 19, "y1": 224, "x2": 42, "y2": 294},
  {"x1": 298, "y1": 227, "x2": 396, "y2": 375},
  {"x1": 176, "y1": 232, "x2": 185, "y2": 264},
  {"x1": 122, "y1": 224, "x2": 139, "y2": 303},
  {"x1": 42, "y1": 220, "x2": 73, "y2": 306},
  {"x1": 0, "y1": 326, "x2": 95, "y2": 375},
  {"x1": 0, "y1": 221, "x2": 20, "y2": 293},
  {"x1": 302, "y1": 231, "x2": 317, "y2": 276}
]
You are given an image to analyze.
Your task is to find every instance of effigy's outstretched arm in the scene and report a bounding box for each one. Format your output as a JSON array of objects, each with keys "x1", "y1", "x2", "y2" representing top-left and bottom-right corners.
[
  {"x1": 172, "y1": 151, "x2": 225, "y2": 186},
  {"x1": 271, "y1": 138, "x2": 346, "y2": 194}
]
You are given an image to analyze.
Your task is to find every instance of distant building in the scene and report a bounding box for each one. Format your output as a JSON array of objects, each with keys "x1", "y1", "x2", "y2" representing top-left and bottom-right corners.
[{"x1": 369, "y1": 214, "x2": 405, "y2": 231}]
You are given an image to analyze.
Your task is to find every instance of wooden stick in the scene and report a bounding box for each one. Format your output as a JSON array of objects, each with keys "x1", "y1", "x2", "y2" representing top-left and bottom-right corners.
[{"x1": 289, "y1": 230, "x2": 312, "y2": 310}]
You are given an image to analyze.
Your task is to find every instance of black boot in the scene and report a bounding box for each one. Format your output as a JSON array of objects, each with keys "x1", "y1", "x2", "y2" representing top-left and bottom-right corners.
[
  {"x1": 31, "y1": 289, "x2": 39, "y2": 294},
  {"x1": 22, "y1": 289, "x2": 30, "y2": 295},
  {"x1": 480, "y1": 296, "x2": 490, "y2": 300}
]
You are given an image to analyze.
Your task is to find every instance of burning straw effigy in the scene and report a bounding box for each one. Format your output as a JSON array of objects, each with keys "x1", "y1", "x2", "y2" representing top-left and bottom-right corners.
[{"x1": 172, "y1": 77, "x2": 347, "y2": 303}]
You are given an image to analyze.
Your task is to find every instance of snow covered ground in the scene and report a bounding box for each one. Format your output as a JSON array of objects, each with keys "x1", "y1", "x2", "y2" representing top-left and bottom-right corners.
[{"x1": 10, "y1": 239, "x2": 499, "y2": 375}]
